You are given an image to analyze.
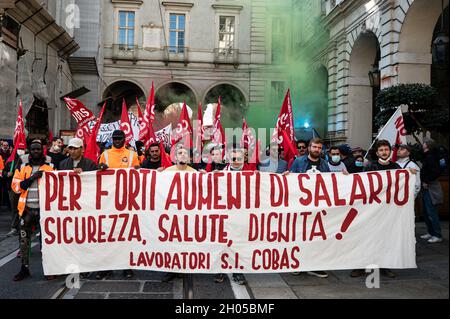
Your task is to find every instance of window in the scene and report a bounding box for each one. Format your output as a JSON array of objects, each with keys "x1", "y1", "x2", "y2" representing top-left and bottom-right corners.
[
  {"x1": 218, "y1": 16, "x2": 235, "y2": 54},
  {"x1": 271, "y1": 17, "x2": 287, "y2": 63},
  {"x1": 118, "y1": 11, "x2": 135, "y2": 49},
  {"x1": 169, "y1": 13, "x2": 186, "y2": 53}
]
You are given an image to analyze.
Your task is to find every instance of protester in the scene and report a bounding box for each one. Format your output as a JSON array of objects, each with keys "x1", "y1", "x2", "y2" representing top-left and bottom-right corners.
[
  {"x1": 337, "y1": 145, "x2": 354, "y2": 171},
  {"x1": 352, "y1": 155, "x2": 365, "y2": 173},
  {"x1": 286, "y1": 138, "x2": 330, "y2": 278},
  {"x1": 2, "y1": 148, "x2": 26, "y2": 237},
  {"x1": 59, "y1": 138, "x2": 98, "y2": 172},
  {"x1": 420, "y1": 138, "x2": 444, "y2": 243},
  {"x1": 11, "y1": 140, "x2": 55, "y2": 281},
  {"x1": 0, "y1": 140, "x2": 11, "y2": 161},
  {"x1": 135, "y1": 141, "x2": 146, "y2": 164},
  {"x1": 396, "y1": 144, "x2": 421, "y2": 198},
  {"x1": 258, "y1": 142, "x2": 288, "y2": 173},
  {"x1": 202, "y1": 145, "x2": 226, "y2": 171},
  {"x1": 350, "y1": 140, "x2": 401, "y2": 279},
  {"x1": 141, "y1": 143, "x2": 163, "y2": 169},
  {"x1": 327, "y1": 146, "x2": 348, "y2": 173},
  {"x1": 296, "y1": 139, "x2": 308, "y2": 157},
  {"x1": 97, "y1": 130, "x2": 140, "y2": 279},
  {"x1": 47, "y1": 137, "x2": 67, "y2": 169}
]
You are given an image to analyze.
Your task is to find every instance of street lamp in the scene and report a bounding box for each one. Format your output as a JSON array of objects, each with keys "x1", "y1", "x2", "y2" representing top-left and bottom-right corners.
[{"x1": 368, "y1": 64, "x2": 381, "y2": 87}]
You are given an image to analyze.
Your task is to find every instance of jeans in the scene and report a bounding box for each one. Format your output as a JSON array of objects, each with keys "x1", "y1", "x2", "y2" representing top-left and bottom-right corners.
[{"x1": 422, "y1": 189, "x2": 442, "y2": 238}]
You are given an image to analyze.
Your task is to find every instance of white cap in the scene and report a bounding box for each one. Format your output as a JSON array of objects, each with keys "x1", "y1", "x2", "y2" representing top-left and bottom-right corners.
[{"x1": 68, "y1": 138, "x2": 83, "y2": 148}]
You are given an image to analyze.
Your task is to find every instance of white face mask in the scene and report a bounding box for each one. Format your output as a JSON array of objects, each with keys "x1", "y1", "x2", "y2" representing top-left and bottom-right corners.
[
  {"x1": 331, "y1": 155, "x2": 341, "y2": 163},
  {"x1": 53, "y1": 145, "x2": 61, "y2": 152},
  {"x1": 379, "y1": 158, "x2": 390, "y2": 165},
  {"x1": 17, "y1": 150, "x2": 25, "y2": 156}
]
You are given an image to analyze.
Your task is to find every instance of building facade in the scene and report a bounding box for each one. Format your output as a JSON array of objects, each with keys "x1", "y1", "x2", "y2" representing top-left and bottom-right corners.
[
  {"x1": 99, "y1": 0, "x2": 292, "y2": 129},
  {"x1": 0, "y1": 0, "x2": 80, "y2": 140},
  {"x1": 297, "y1": 0, "x2": 449, "y2": 148}
]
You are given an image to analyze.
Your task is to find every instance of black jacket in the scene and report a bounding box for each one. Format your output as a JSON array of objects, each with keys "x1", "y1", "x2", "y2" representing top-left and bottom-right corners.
[
  {"x1": 59, "y1": 157, "x2": 98, "y2": 171},
  {"x1": 420, "y1": 150, "x2": 441, "y2": 183}
]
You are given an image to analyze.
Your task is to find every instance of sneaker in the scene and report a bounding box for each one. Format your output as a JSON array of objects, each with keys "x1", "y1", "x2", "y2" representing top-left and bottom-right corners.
[
  {"x1": 428, "y1": 236, "x2": 443, "y2": 243},
  {"x1": 16, "y1": 250, "x2": 22, "y2": 258},
  {"x1": 307, "y1": 271, "x2": 329, "y2": 278},
  {"x1": 13, "y1": 265, "x2": 30, "y2": 281},
  {"x1": 231, "y1": 273, "x2": 246, "y2": 285},
  {"x1": 6, "y1": 229, "x2": 18, "y2": 237},
  {"x1": 380, "y1": 268, "x2": 396, "y2": 278},
  {"x1": 95, "y1": 271, "x2": 112, "y2": 280},
  {"x1": 420, "y1": 234, "x2": 432, "y2": 240},
  {"x1": 350, "y1": 269, "x2": 366, "y2": 277},
  {"x1": 123, "y1": 269, "x2": 134, "y2": 279},
  {"x1": 161, "y1": 272, "x2": 177, "y2": 282},
  {"x1": 214, "y1": 273, "x2": 225, "y2": 283}
]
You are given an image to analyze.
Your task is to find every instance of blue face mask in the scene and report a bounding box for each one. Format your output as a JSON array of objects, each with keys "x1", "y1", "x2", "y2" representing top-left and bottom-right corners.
[{"x1": 355, "y1": 161, "x2": 363, "y2": 167}]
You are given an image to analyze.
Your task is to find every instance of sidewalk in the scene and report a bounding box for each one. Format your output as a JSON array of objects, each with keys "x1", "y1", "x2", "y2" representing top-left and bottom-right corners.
[{"x1": 243, "y1": 221, "x2": 449, "y2": 299}]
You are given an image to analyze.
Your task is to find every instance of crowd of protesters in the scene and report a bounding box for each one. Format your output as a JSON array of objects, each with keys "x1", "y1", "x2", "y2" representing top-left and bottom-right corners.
[{"x1": 0, "y1": 131, "x2": 447, "y2": 285}]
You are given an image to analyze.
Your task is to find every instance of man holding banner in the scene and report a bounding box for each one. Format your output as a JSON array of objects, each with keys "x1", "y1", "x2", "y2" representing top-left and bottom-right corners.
[{"x1": 11, "y1": 140, "x2": 55, "y2": 281}]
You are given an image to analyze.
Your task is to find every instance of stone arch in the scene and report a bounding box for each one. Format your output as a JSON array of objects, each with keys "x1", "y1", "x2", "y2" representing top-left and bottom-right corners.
[
  {"x1": 102, "y1": 80, "x2": 146, "y2": 122},
  {"x1": 203, "y1": 83, "x2": 247, "y2": 128},
  {"x1": 346, "y1": 31, "x2": 381, "y2": 148},
  {"x1": 397, "y1": 0, "x2": 448, "y2": 84},
  {"x1": 155, "y1": 81, "x2": 198, "y2": 112}
]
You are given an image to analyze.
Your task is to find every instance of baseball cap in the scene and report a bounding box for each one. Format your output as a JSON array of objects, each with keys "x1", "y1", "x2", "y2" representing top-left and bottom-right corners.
[{"x1": 68, "y1": 138, "x2": 83, "y2": 148}]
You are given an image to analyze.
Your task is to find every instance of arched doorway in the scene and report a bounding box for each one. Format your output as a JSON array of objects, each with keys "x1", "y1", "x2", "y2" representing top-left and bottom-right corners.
[
  {"x1": 347, "y1": 31, "x2": 380, "y2": 148},
  {"x1": 155, "y1": 82, "x2": 197, "y2": 112},
  {"x1": 204, "y1": 83, "x2": 247, "y2": 128},
  {"x1": 102, "y1": 80, "x2": 146, "y2": 123}
]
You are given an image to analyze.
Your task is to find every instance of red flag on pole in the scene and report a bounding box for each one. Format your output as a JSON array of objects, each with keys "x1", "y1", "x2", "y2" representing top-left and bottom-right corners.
[
  {"x1": 136, "y1": 96, "x2": 144, "y2": 139},
  {"x1": 272, "y1": 89, "x2": 295, "y2": 144},
  {"x1": 171, "y1": 101, "x2": 193, "y2": 147},
  {"x1": 84, "y1": 102, "x2": 106, "y2": 163},
  {"x1": 281, "y1": 129, "x2": 300, "y2": 163},
  {"x1": 240, "y1": 118, "x2": 255, "y2": 150},
  {"x1": 64, "y1": 98, "x2": 96, "y2": 128},
  {"x1": 194, "y1": 102, "x2": 203, "y2": 163},
  {"x1": 120, "y1": 99, "x2": 134, "y2": 146},
  {"x1": 141, "y1": 82, "x2": 156, "y2": 147},
  {"x1": 7, "y1": 99, "x2": 27, "y2": 163},
  {"x1": 159, "y1": 142, "x2": 172, "y2": 168},
  {"x1": 211, "y1": 97, "x2": 226, "y2": 157}
]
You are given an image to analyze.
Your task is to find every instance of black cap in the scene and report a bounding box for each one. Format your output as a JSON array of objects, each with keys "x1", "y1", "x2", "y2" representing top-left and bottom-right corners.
[{"x1": 112, "y1": 130, "x2": 125, "y2": 139}]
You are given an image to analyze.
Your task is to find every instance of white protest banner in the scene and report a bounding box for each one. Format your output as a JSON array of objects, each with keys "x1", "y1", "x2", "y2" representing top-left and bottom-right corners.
[
  {"x1": 39, "y1": 170, "x2": 416, "y2": 275},
  {"x1": 90, "y1": 112, "x2": 140, "y2": 143},
  {"x1": 155, "y1": 124, "x2": 172, "y2": 149}
]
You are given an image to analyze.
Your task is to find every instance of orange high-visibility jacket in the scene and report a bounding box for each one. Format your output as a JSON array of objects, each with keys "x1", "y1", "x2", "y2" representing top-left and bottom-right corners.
[
  {"x1": 11, "y1": 162, "x2": 54, "y2": 217},
  {"x1": 99, "y1": 146, "x2": 140, "y2": 169},
  {"x1": 0, "y1": 156, "x2": 4, "y2": 171}
]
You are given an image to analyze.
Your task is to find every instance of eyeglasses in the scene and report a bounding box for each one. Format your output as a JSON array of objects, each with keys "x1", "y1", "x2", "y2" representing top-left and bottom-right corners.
[
  {"x1": 232, "y1": 157, "x2": 243, "y2": 162},
  {"x1": 298, "y1": 146, "x2": 307, "y2": 149}
]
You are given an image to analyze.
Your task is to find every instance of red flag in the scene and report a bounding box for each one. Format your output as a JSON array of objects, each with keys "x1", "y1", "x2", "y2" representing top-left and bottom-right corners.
[
  {"x1": 248, "y1": 139, "x2": 261, "y2": 169},
  {"x1": 136, "y1": 97, "x2": 144, "y2": 138},
  {"x1": 75, "y1": 125, "x2": 91, "y2": 145},
  {"x1": 159, "y1": 142, "x2": 172, "y2": 168},
  {"x1": 205, "y1": 155, "x2": 213, "y2": 172},
  {"x1": 7, "y1": 99, "x2": 27, "y2": 163},
  {"x1": 84, "y1": 102, "x2": 106, "y2": 163},
  {"x1": 194, "y1": 102, "x2": 203, "y2": 163},
  {"x1": 48, "y1": 129, "x2": 54, "y2": 145},
  {"x1": 140, "y1": 82, "x2": 156, "y2": 145},
  {"x1": 64, "y1": 98, "x2": 96, "y2": 128},
  {"x1": 211, "y1": 97, "x2": 226, "y2": 157},
  {"x1": 171, "y1": 101, "x2": 192, "y2": 147},
  {"x1": 240, "y1": 118, "x2": 255, "y2": 150},
  {"x1": 120, "y1": 99, "x2": 134, "y2": 146},
  {"x1": 281, "y1": 129, "x2": 300, "y2": 163},
  {"x1": 272, "y1": 89, "x2": 295, "y2": 144}
]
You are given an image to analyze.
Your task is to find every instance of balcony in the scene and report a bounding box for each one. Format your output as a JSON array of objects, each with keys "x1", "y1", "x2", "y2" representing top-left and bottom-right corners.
[
  {"x1": 214, "y1": 48, "x2": 239, "y2": 68},
  {"x1": 163, "y1": 46, "x2": 189, "y2": 66},
  {"x1": 112, "y1": 44, "x2": 139, "y2": 63}
]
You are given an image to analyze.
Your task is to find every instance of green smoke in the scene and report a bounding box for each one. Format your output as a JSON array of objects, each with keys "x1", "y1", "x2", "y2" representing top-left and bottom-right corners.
[{"x1": 244, "y1": 0, "x2": 329, "y2": 142}]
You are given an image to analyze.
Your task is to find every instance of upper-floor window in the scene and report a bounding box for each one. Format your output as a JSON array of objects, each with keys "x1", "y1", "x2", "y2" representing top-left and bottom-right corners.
[
  {"x1": 118, "y1": 11, "x2": 135, "y2": 49},
  {"x1": 169, "y1": 13, "x2": 186, "y2": 53},
  {"x1": 218, "y1": 16, "x2": 235, "y2": 53}
]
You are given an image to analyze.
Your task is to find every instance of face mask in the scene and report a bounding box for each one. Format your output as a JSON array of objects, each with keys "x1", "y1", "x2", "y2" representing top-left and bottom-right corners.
[
  {"x1": 17, "y1": 150, "x2": 25, "y2": 156},
  {"x1": 331, "y1": 156, "x2": 340, "y2": 163},
  {"x1": 53, "y1": 145, "x2": 60, "y2": 152},
  {"x1": 379, "y1": 158, "x2": 390, "y2": 165},
  {"x1": 355, "y1": 161, "x2": 363, "y2": 167}
]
